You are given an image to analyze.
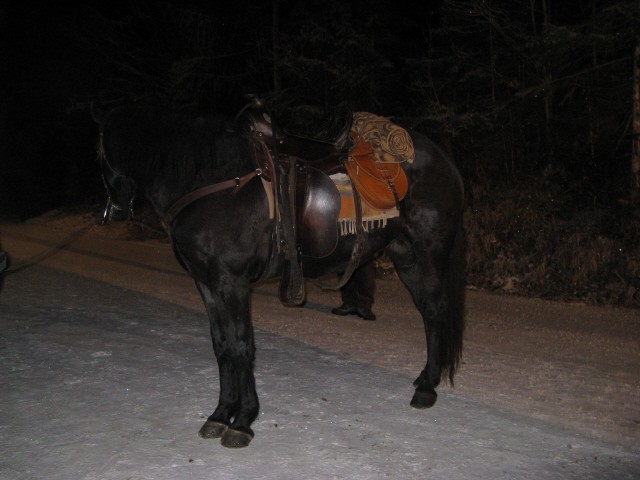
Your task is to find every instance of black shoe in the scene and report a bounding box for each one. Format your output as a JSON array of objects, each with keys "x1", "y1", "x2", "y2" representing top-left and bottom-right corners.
[
  {"x1": 331, "y1": 304, "x2": 359, "y2": 316},
  {"x1": 357, "y1": 308, "x2": 376, "y2": 321}
]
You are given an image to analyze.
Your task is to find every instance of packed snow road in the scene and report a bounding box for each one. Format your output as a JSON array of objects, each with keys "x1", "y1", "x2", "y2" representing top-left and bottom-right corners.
[{"x1": 1, "y1": 213, "x2": 639, "y2": 479}]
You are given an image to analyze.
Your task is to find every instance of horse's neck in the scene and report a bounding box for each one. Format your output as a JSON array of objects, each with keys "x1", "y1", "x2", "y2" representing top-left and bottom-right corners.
[{"x1": 143, "y1": 158, "x2": 252, "y2": 216}]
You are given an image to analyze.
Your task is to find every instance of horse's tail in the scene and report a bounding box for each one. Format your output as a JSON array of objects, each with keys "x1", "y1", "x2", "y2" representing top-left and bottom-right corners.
[{"x1": 442, "y1": 218, "x2": 466, "y2": 385}]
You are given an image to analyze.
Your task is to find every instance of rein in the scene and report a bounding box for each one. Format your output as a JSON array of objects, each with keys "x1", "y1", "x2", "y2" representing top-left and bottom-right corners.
[
  {"x1": 162, "y1": 168, "x2": 263, "y2": 230},
  {"x1": 3, "y1": 221, "x2": 96, "y2": 275},
  {"x1": 3, "y1": 166, "x2": 261, "y2": 276}
]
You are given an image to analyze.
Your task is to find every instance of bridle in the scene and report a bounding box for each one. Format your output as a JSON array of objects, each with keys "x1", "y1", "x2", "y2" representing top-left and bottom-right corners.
[
  {"x1": 96, "y1": 131, "x2": 136, "y2": 224},
  {"x1": 96, "y1": 129, "x2": 262, "y2": 231}
]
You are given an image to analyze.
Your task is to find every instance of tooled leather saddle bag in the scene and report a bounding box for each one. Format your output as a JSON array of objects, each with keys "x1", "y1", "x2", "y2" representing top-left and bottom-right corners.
[{"x1": 344, "y1": 135, "x2": 408, "y2": 210}]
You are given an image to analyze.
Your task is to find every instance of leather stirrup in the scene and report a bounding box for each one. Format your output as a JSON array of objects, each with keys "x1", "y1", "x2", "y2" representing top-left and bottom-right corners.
[{"x1": 276, "y1": 158, "x2": 305, "y2": 306}]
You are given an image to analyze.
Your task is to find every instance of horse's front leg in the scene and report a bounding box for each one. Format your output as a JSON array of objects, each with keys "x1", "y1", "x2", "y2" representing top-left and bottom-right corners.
[{"x1": 195, "y1": 278, "x2": 259, "y2": 448}]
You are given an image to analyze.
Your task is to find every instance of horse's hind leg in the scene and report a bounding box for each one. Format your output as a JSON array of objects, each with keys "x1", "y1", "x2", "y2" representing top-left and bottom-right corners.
[
  {"x1": 195, "y1": 278, "x2": 259, "y2": 448},
  {"x1": 387, "y1": 225, "x2": 464, "y2": 409}
]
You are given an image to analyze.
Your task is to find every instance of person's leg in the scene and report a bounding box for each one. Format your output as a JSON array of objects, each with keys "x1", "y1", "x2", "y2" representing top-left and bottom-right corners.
[
  {"x1": 0, "y1": 250, "x2": 7, "y2": 293},
  {"x1": 331, "y1": 260, "x2": 376, "y2": 320}
]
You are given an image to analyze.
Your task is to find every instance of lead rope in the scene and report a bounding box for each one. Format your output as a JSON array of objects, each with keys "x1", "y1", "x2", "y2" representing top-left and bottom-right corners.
[{"x1": 3, "y1": 221, "x2": 96, "y2": 275}]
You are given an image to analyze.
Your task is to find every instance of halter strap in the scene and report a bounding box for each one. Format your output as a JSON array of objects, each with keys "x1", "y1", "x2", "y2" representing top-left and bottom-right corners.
[{"x1": 97, "y1": 131, "x2": 136, "y2": 223}]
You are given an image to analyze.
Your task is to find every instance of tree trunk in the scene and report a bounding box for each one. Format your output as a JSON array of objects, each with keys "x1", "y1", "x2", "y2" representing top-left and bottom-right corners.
[
  {"x1": 272, "y1": 0, "x2": 281, "y2": 96},
  {"x1": 632, "y1": 43, "x2": 640, "y2": 191},
  {"x1": 529, "y1": 0, "x2": 537, "y2": 35},
  {"x1": 541, "y1": 1, "x2": 554, "y2": 166}
]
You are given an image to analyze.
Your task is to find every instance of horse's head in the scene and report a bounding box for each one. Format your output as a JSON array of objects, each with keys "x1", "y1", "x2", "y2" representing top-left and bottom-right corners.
[{"x1": 97, "y1": 133, "x2": 137, "y2": 224}]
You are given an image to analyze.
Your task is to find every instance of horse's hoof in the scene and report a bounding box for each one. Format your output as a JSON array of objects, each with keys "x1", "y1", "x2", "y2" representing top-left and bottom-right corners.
[
  {"x1": 410, "y1": 389, "x2": 438, "y2": 409},
  {"x1": 221, "y1": 428, "x2": 253, "y2": 448},
  {"x1": 198, "y1": 420, "x2": 228, "y2": 439}
]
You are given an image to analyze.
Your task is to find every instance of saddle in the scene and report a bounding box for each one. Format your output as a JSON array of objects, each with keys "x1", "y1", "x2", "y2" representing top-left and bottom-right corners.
[{"x1": 242, "y1": 96, "x2": 412, "y2": 306}]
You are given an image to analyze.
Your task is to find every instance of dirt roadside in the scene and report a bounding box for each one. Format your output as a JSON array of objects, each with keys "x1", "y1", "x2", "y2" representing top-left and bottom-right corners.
[{"x1": 1, "y1": 211, "x2": 638, "y2": 449}]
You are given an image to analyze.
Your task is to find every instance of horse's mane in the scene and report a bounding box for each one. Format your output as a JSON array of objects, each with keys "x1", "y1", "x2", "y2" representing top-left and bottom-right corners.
[{"x1": 102, "y1": 106, "x2": 252, "y2": 191}]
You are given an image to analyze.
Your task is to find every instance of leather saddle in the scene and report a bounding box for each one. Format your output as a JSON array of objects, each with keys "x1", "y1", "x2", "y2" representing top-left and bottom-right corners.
[
  {"x1": 240, "y1": 96, "x2": 408, "y2": 306},
  {"x1": 242, "y1": 96, "x2": 352, "y2": 305}
]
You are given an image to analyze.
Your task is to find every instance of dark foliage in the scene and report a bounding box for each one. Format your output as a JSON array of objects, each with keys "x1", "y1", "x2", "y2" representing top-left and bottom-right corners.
[
  {"x1": 2, "y1": 0, "x2": 639, "y2": 305},
  {"x1": 465, "y1": 173, "x2": 640, "y2": 307}
]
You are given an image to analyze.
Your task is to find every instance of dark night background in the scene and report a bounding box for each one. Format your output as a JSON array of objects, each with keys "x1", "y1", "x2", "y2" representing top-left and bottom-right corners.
[{"x1": 1, "y1": 0, "x2": 639, "y2": 306}]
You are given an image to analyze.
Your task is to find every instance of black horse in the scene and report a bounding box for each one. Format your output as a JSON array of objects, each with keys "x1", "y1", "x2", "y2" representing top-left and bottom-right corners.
[{"x1": 95, "y1": 103, "x2": 465, "y2": 448}]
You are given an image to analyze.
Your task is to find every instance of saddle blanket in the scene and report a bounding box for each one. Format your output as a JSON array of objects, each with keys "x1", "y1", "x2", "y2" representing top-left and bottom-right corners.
[
  {"x1": 330, "y1": 173, "x2": 399, "y2": 235},
  {"x1": 259, "y1": 172, "x2": 399, "y2": 235}
]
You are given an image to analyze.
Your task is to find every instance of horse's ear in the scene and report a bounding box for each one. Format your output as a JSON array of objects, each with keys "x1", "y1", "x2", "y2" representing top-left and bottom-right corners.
[{"x1": 90, "y1": 101, "x2": 104, "y2": 126}]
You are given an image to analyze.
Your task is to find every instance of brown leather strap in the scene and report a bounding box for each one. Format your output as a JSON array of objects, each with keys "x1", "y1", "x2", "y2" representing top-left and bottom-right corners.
[{"x1": 162, "y1": 169, "x2": 262, "y2": 230}]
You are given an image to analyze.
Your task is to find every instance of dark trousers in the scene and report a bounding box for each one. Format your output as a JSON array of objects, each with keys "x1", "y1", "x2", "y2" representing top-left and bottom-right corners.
[{"x1": 340, "y1": 260, "x2": 375, "y2": 310}]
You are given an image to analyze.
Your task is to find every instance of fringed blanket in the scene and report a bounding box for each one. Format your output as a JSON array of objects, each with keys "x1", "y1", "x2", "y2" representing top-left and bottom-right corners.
[{"x1": 330, "y1": 173, "x2": 399, "y2": 235}]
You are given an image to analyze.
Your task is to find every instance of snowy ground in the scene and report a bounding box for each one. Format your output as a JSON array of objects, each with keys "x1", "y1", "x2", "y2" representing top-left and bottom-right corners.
[{"x1": 1, "y1": 212, "x2": 639, "y2": 479}]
